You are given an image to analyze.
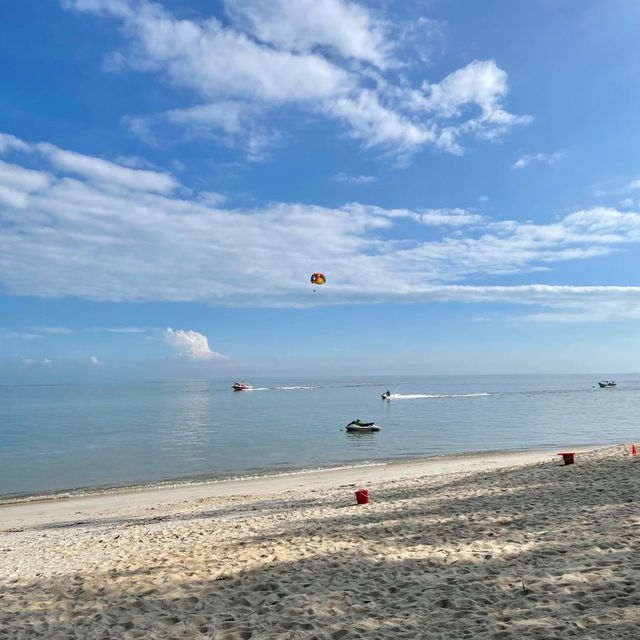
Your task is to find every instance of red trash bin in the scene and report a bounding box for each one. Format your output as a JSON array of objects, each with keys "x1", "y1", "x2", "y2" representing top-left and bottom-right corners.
[{"x1": 557, "y1": 452, "x2": 575, "y2": 465}]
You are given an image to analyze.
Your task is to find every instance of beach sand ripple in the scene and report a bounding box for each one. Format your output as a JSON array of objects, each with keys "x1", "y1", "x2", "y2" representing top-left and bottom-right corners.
[{"x1": 1, "y1": 445, "x2": 638, "y2": 638}]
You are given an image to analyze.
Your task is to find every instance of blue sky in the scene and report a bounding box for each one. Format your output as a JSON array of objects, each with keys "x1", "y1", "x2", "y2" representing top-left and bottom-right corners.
[{"x1": 2, "y1": 0, "x2": 640, "y2": 381}]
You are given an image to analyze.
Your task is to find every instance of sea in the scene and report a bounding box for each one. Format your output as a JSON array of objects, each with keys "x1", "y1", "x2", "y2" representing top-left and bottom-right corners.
[{"x1": 1, "y1": 374, "x2": 638, "y2": 501}]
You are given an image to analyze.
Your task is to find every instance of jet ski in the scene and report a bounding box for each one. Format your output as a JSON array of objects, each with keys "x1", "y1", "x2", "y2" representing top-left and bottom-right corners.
[
  {"x1": 346, "y1": 420, "x2": 381, "y2": 432},
  {"x1": 381, "y1": 390, "x2": 391, "y2": 400}
]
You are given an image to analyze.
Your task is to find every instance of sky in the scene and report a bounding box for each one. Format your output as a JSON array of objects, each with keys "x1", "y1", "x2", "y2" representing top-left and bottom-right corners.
[{"x1": 2, "y1": 0, "x2": 640, "y2": 381}]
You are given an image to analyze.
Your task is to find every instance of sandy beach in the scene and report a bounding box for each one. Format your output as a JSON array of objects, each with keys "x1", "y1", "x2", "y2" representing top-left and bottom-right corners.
[{"x1": 1, "y1": 445, "x2": 638, "y2": 638}]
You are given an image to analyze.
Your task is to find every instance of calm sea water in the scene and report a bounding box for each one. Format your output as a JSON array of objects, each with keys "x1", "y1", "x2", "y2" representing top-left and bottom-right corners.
[{"x1": 1, "y1": 374, "x2": 638, "y2": 499}]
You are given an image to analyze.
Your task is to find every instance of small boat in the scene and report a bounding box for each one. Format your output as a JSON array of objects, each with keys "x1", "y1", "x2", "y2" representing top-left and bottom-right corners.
[
  {"x1": 233, "y1": 382, "x2": 253, "y2": 391},
  {"x1": 346, "y1": 420, "x2": 381, "y2": 432},
  {"x1": 598, "y1": 380, "x2": 616, "y2": 388},
  {"x1": 381, "y1": 390, "x2": 391, "y2": 400}
]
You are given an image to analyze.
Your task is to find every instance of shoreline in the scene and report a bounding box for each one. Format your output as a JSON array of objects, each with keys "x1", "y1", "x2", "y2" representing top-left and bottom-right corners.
[
  {"x1": 0, "y1": 444, "x2": 607, "y2": 530},
  {"x1": 0, "y1": 442, "x2": 607, "y2": 506}
]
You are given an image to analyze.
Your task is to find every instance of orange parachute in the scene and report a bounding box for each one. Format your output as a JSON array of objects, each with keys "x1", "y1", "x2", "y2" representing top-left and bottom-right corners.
[{"x1": 310, "y1": 272, "x2": 326, "y2": 286}]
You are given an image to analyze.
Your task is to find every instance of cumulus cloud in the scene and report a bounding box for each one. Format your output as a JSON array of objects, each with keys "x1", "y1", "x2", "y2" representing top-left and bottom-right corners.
[
  {"x1": 64, "y1": 0, "x2": 528, "y2": 159},
  {"x1": 3, "y1": 134, "x2": 640, "y2": 321},
  {"x1": 512, "y1": 151, "x2": 567, "y2": 170},
  {"x1": 164, "y1": 328, "x2": 229, "y2": 360},
  {"x1": 417, "y1": 60, "x2": 509, "y2": 117},
  {"x1": 411, "y1": 60, "x2": 532, "y2": 144}
]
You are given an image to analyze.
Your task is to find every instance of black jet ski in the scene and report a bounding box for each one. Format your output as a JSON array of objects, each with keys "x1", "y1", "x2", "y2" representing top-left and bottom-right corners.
[{"x1": 346, "y1": 420, "x2": 381, "y2": 432}]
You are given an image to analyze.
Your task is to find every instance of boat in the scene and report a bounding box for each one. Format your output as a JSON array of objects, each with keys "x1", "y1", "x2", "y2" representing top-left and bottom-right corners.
[
  {"x1": 381, "y1": 390, "x2": 391, "y2": 400},
  {"x1": 232, "y1": 382, "x2": 253, "y2": 391},
  {"x1": 598, "y1": 380, "x2": 616, "y2": 388},
  {"x1": 346, "y1": 420, "x2": 381, "y2": 432}
]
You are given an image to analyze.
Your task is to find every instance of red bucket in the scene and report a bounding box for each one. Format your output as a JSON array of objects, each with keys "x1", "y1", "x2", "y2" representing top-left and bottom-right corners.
[
  {"x1": 355, "y1": 489, "x2": 369, "y2": 504},
  {"x1": 558, "y1": 453, "x2": 575, "y2": 465}
]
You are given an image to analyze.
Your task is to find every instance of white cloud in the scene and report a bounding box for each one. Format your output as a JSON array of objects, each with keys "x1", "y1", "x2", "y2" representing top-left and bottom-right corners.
[
  {"x1": 0, "y1": 133, "x2": 31, "y2": 154},
  {"x1": 325, "y1": 90, "x2": 440, "y2": 152},
  {"x1": 627, "y1": 178, "x2": 640, "y2": 191},
  {"x1": 113, "y1": 155, "x2": 159, "y2": 169},
  {"x1": 414, "y1": 208, "x2": 484, "y2": 227},
  {"x1": 37, "y1": 144, "x2": 178, "y2": 193},
  {"x1": 620, "y1": 198, "x2": 634, "y2": 207},
  {"x1": 418, "y1": 60, "x2": 509, "y2": 117},
  {"x1": 34, "y1": 326, "x2": 73, "y2": 335},
  {"x1": 0, "y1": 328, "x2": 43, "y2": 340},
  {"x1": 197, "y1": 191, "x2": 227, "y2": 206},
  {"x1": 164, "y1": 102, "x2": 258, "y2": 135},
  {"x1": 0, "y1": 160, "x2": 52, "y2": 191},
  {"x1": 347, "y1": 203, "x2": 483, "y2": 227},
  {"x1": 334, "y1": 173, "x2": 377, "y2": 184},
  {"x1": 141, "y1": 101, "x2": 279, "y2": 161},
  {"x1": 0, "y1": 185, "x2": 29, "y2": 209},
  {"x1": 4, "y1": 136, "x2": 640, "y2": 321},
  {"x1": 225, "y1": 0, "x2": 391, "y2": 69},
  {"x1": 85, "y1": 326, "x2": 149, "y2": 333},
  {"x1": 65, "y1": 0, "x2": 528, "y2": 159},
  {"x1": 412, "y1": 60, "x2": 531, "y2": 141},
  {"x1": 22, "y1": 357, "x2": 52, "y2": 366},
  {"x1": 513, "y1": 151, "x2": 567, "y2": 170},
  {"x1": 90, "y1": 355, "x2": 100, "y2": 364},
  {"x1": 164, "y1": 328, "x2": 229, "y2": 360},
  {"x1": 70, "y1": 0, "x2": 351, "y2": 103}
]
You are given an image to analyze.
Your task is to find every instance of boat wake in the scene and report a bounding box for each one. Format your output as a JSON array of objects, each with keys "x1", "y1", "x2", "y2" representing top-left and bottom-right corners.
[
  {"x1": 275, "y1": 385, "x2": 322, "y2": 390},
  {"x1": 391, "y1": 392, "x2": 494, "y2": 399}
]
